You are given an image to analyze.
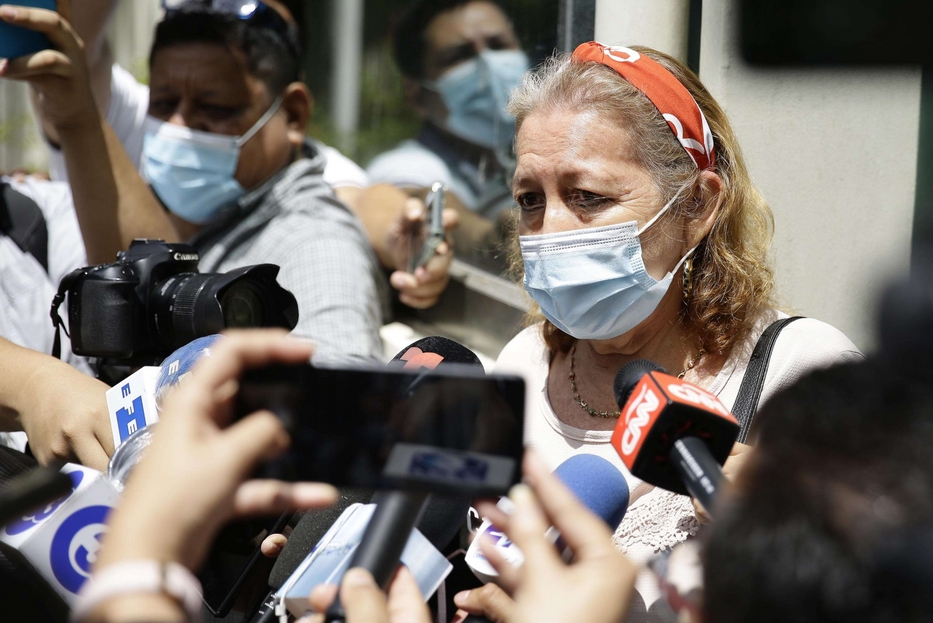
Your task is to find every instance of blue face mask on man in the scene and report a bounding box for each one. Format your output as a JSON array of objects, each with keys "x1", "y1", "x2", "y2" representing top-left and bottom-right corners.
[
  {"x1": 142, "y1": 95, "x2": 283, "y2": 225},
  {"x1": 520, "y1": 187, "x2": 696, "y2": 341},
  {"x1": 427, "y1": 49, "x2": 529, "y2": 150}
]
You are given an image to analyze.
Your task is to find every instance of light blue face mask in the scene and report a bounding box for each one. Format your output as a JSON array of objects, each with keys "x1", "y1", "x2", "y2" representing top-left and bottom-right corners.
[
  {"x1": 428, "y1": 49, "x2": 529, "y2": 150},
  {"x1": 520, "y1": 189, "x2": 696, "y2": 341},
  {"x1": 142, "y1": 95, "x2": 283, "y2": 225}
]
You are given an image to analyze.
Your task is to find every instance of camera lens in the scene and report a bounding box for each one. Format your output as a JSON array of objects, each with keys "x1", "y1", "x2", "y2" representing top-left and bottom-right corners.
[
  {"x1": 151, "y1": 265, "x2": 298, "y2": 352},
  {"x1": 220, "y1": 283, "x2": 264, "y2": 327}
]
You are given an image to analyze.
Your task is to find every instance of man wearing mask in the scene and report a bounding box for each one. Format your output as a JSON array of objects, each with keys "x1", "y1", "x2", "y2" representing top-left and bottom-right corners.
[
  {"x1": 368, "y1": 0, "x2": 528, "y2": 224},
  {"x1": 1, "y1": 0, "x2": 388, "y2": 362}
]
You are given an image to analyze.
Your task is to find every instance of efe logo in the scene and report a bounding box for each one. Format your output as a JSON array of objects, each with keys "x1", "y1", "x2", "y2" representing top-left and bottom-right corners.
[{"x1": 50, "y1": 505, "x2": 111, "y2": 594}]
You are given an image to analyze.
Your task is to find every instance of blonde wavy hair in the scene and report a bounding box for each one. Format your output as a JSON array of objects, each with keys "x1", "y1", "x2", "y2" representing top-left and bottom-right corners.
[{"x1": 507, "y1": 46, "x2": 775, "y2": 357}]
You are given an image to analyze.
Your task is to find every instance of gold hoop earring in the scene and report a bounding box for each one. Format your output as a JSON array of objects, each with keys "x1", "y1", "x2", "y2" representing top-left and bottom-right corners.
[{"x1": 682, "y1": 257, "x2": 694, "y2": 300}]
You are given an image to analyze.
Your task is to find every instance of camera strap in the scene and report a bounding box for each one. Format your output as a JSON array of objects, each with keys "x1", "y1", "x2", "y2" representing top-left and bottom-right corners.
[{"x1": 49, "y1": 267, "x2": 87, "y2": 359}]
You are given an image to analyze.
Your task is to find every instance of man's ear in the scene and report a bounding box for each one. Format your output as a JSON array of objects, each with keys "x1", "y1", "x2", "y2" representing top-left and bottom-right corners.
[
  {"x1": 682, "y1": 170, "x2": 724, "y2": 254},
  {"x1": 282, "y1": 82, "x2": 311, "y2": 149},
  {"x1": 403, "y1": 77, "x2": 445, "y2": 121}
]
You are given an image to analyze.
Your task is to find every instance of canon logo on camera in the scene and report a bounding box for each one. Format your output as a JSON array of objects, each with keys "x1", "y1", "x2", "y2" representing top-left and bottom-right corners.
[{"x1": 173, "y1": 252, "x2": 199, "y2": 262}]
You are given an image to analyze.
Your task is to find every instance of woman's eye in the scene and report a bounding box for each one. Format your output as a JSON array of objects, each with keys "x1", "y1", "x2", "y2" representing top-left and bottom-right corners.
[
  {"x1": 516, "y1": 192, "x2": 544, "y2": 212},
  {"x1": 573, "y1": 191, "x2": 611, "y2": 210}
]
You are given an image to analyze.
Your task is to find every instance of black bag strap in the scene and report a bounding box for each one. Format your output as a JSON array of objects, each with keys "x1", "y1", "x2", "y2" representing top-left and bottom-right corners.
[
  {"x1": 0, "y1": 182, "x2": 49, "y2": 273},
  {"x1": 733, "y1": 316, "x2": 804, "y2": 444}
]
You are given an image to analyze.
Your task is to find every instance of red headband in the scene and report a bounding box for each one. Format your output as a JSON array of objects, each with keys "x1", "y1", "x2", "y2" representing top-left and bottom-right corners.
[{"x1": 572, "y1": 42, "x2": 716, "y2": 171}]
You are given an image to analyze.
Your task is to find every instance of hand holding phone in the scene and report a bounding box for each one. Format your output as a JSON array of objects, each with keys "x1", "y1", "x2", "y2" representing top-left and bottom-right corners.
[
  {"x1": 408, "y1": 182, "x2": 448, "y2": 273},
  {"x1": 0, "y1": 1, "x2": 55, "y2": 60}
]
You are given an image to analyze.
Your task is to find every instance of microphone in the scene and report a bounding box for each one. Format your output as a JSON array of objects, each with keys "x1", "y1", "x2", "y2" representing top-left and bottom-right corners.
[
  {"x1": 278, "y1": 502, "x2": 453, "y2": 620},
  {"x1": 248, "y1": 488, "x2": 373, "y2": 623},
  {"x1": 104, "y1": 335, "x2": 221, "y2": 450},
  {"x1": 251, "y1": 488, "x2": 468, "y2": 622},
  {"x1": 326, "y1": 337, "x2": 481, "y2": 619},
  {"x1": 611, "y1": 360, "x2": 739, "y2": 518},
  {"x1": 0, "y1": 462, "x2": 120, "y2": 605},
  {"x1": 465, "y1": 454, "x2": 629, "y2": 584}
]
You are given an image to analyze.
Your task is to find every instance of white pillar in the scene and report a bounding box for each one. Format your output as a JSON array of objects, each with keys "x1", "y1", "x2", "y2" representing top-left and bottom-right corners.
[
  {"x1": 593, "y1": 0, "x2": 690, "y2": 62},
  {"x1": 330, "y1": 0, "x2": 364, "y2": 154}
]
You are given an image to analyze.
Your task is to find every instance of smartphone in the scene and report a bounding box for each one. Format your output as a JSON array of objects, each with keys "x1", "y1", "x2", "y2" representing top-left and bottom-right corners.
[
  {"x1": 235, "y1": 363, "x2": 526, "y2": 496},
  {"x1": 408, "y1": 182, "x2": 447, "y2": 273},
  {"x1": 0, "y1": 0, "x2": 55, "y2": 60}
]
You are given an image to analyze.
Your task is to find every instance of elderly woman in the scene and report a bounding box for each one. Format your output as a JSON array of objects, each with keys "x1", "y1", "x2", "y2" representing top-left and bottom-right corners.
[{"x1": 457, "y1": 43, "x2": 863, "y2": 620}]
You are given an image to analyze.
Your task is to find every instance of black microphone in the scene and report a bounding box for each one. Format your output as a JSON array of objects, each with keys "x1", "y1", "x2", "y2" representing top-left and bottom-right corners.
[
  {"x1": 326, "y1": 337, "x2": 482, "y2": 619},
  {"x1": 612, "y1": 360, "x2": 740, "y2": 518},
  {"x1": 246, "y1": 488, "x2": 374, "y2": 623}
]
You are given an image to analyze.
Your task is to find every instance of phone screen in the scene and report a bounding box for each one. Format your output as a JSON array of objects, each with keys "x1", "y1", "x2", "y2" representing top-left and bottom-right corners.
[
  {"x1": 0, "y1": 0, "x2": 55, "y2": 60},
  {"x1": 235, "y1": 363, "x2": 525, "y2": 496}
]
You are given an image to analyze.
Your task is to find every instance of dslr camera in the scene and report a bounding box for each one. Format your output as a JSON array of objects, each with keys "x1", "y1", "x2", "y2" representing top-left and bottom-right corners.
[{"x1": 52, "y1": 239, "x2": 298, "y2": 364}]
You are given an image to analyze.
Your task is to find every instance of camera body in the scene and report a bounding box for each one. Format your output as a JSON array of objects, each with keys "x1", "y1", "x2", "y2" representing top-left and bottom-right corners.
[{"x1": 63, "y1": 239, "x2": 298, "y2": 363}]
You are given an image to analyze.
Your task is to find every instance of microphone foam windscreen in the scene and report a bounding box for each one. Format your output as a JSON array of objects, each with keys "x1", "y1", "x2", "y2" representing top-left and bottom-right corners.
[
  {"x1": 614, "y1": 359, "x2": 666, "y2": 407},
  {"x1": 390, "y1": 336, "x2": 482, "y2": 368},
  {"x1": 268, "y1": 487, "x2": 373, "y2": 589},
  {"x1": 554, "y1": 454, "x2": 629, "y2": 528}
]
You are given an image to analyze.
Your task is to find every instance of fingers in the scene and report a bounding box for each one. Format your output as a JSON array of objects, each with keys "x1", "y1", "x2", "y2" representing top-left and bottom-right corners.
[
  {"x1": 261, "y1": 533, "x2": 288, "y2": 558},
  {"x1": 476, "y1": 533, "x2": 521, "y2": 592},
  {"x1": 403, "y1": 198, "x2": 426, "y2": 225},
  {"x1": 74, "y1": 436, "x2": 109, "y2": 472},
  {"x1": 340, "y1": 568, "x2": 388, "y2": 623},
  {"x1": 501, "y1": 483, "x2": 564, "y2": 570},
  {"x1": 0, "y1": 5, "x2": 81, "y2": 50},
  {"x1": 0, "y1": 49, "x2": 72, "y2": 79},
  {"x1": 163, "y1": 330, "x2": 312, "y2": 418},
  {"x1": 386, "y1": 567, "x2": 430, "y2": 623},
  {"x1": 520, "y1": 450, "x2": 614, "y2": 558},
  {"x1": 441, "y1": 208, "x2": 460, "y2": 233},
  {"x1": 221, "y1": 409, "x2": 290, "y2": 475},
  {"x1": 308, "y1": 582, "x2": 338, "y2": 614},
  {"x1": 232, "y1": 479, "x2": 338, "y2": 518},
  {"x1": 453, "y1": 583, "x2": 515, "y2": 623},
  {"x1": 692, "y1": 498, "x2": 711, "y2": 525}
]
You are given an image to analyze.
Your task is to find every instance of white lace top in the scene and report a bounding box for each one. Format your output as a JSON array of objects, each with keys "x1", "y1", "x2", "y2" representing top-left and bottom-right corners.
[{"x1": 493, "y1": 311, "x2": 862, "y2": 621}]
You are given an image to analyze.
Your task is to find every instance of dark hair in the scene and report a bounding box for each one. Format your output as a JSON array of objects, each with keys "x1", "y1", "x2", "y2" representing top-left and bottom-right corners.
[
  {"x1": 703, "y1": 358, "x2": 933, "y2": 623},
  {"x1": 150, "y1": 9, "x2": 302, "y2": 96},
  {"x1": 393, "y1": 0, "x2": 506, "y2": 79}
]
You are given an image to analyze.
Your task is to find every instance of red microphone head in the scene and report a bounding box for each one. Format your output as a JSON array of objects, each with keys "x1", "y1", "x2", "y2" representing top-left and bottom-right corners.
[{"x1": 611, "y1": 362, "x2": 739, "y2": 495}]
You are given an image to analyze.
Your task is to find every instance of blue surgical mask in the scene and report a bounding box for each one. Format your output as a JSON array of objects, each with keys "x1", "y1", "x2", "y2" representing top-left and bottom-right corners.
[
  {"x1": 427, "y1": 49, "x2": 529, "y2": 150},
  {"x1": 520, "y1": 189, "x2": 695, "y2": 341},
  {"x1": 142, "y1": 95, "x2": 283, "y2": 224}
]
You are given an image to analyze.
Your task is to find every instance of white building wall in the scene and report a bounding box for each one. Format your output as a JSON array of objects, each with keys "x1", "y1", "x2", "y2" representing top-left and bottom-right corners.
[{"x1": 595, "y1": 0, "x2": 921, "y2": 350}]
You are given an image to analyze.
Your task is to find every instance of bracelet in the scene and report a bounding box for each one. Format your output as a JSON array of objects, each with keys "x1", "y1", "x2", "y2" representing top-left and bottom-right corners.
[{"x1": 70, "y1": 560, "x2": 202, "y2": 623}]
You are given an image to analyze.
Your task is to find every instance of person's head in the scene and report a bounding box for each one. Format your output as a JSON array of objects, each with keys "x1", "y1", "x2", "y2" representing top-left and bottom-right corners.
[
  {"x1": 507, "y1": 45, "x2": 774, "y2": 357},
  {"x1": 393, "y1": 0, "x2": 527, "y2": 150},
  {"x1": 143, "y1": 2, "x2": 309, "y2": 226},
  {"x1": 703, "y1": 358, "x2": 933, "y2": 623}
]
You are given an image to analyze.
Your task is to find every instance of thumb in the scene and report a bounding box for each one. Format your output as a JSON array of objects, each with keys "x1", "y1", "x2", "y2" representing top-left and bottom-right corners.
[
  {"x1": 220, "y1": 410, "x2": 289, "y2": 477},
  {"x1": 340, "y1": 568, "x2": 389, "y2": 623},
  {"x1": 453, "y1": 584, "x2": 515, "y2": 623}
]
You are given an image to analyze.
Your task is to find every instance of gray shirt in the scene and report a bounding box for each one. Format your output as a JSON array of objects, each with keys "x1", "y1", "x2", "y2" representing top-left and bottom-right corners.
[{"x1": 190, "y1": 142, "x2": 388, "y2": 363}]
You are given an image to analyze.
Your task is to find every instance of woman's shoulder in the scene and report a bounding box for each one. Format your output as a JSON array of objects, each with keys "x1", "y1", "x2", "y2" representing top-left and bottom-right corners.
[
  {"x1": 750, "y1": 310, "x2": 864, "y2": 405},
  {"x1": 494, "y1": 324, "x2": 549, "y2": 375}
]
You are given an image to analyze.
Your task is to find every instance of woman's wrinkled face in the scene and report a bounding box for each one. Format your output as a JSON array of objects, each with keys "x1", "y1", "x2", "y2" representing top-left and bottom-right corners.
[{"x1": 513, "y1": 108, "x2": 685, "y2": 279}]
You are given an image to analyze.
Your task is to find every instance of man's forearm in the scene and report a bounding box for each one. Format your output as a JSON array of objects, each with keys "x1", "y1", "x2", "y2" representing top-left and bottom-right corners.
[
  {"x1": 102, "y1": 122, "x2": 180, "y2": 248},
  {"x1": 57, "y1": 113, "x2": 122, "y2": 264},
  {"x1": 0, "y1": 338, "x2": 57, "y2": 432}
]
